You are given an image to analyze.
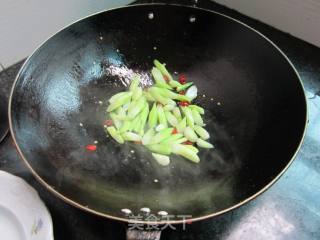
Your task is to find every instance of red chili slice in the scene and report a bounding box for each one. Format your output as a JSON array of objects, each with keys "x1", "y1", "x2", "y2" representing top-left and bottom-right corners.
[
  {"x1": 178, "y1": 101, "x2": 189, "y2": 107},
  {"x1": 179, "y1": 74, "x2": 186, "y2": 84},
  {"x1": 104, "y1": 119, "x2": 113, "y2": 126},
  {"x1": 163, "y1": 75, "x2": 170, "y2": 83},
  {"x1": 172, "y1": 128, "x2": 178, "y2": 135},
  {"x1": 86, "y1": 144, "x2": 97, "y2": 151},
  {"x1": 183, "y1": 141, "x2": 193, "y2": 145}
]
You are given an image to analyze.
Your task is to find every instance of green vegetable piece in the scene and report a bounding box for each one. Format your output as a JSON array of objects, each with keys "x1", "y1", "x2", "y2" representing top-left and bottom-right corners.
[
  {"x1": 196, "y1": 138, "x2": 214, "y2": 148},
  {"x1": 122, "y1": 103, "x2": 130, "y2": 111},
  {"x1": 167, "y1": 99, "x2": 177, "y2": 106},
  {"x1": 174, "y1": 137, "x2": 188, "y2": 144},
  {"x1": 128, "y1": 97, "x2": 146, "y2": 119},
  {"x1": 148, "y1": 103, "x2": 158, "y2": 128},
  {"x1": 189, "y1": 105, "x2": 204, "y2": 115},
  {"x1": 153, "y1": 60, "x2": 183, "y2": 89},
  {"x1": 129, "y1": 75, "x2": 140, "y2": 92},
  {"x1": 140, "y1": 103, "x2": 150, "y2": 125},
  {"x1": 157, "y1": 104, "x2": 168, "y2": 128},
  {"x1": 108, "y1": 92, "x2": 127, "y2": 103},
  {"x1": 106, "y1": 126, "x2": 124, "y2": 144},
  {"x1": 185, "y1": 145, "x2": 199, "y2": 153},
  {"x1": 162, "y1": 133, "x2": 183, "y2": 143},
  {"x1": 176, "y1": 82, "x2": 194, "y2": 92},
  {"x1": 153, "y1": 87, "x2": 177, "y2": 99},
  {"x1": 155, "y1": 87, "x2": 191, "y2": 102},
  {"x1": 147, "y1": 143, "x2": 172, "y2": 155},
  {"x1": 151, "y1": 67, "x2": 172, "y2": 89},
  {"x1": 153, "y1": 59, "x2": 173, "y2": 82},
  {"x1": 133, "y1": 116, "x2": 142, "y2": 133},
  {"x1": 181, "y1": 106, "x2": 194, "y2": 127},
  {"x1": 107, "y1": 92, "x2": 132, "y2": 112},
  {"x1": 152, "y1": 153, "x2": 170, "y2": 166},
  {"x1": 122, "y1": 132, "x2": 142, "y2": 141},
  {"x1": 155, "y1": 124, "x2": 166, "y2": 132},
  {"x1": 132, "y1": 86, "x2": 143, "y2": 101},
  {"x1": 142, "y1": 128, "x2": 155, "y2": 145},
  {"x1": 172, "y1": 144, "x2": 200, "y2": 163},
  {"x1": 170, "y1": 80, "x2": 183, "y2": 88},
  {"x1": 165, "y1": 111, "x2": 178, "y2": 127},
  {"x1": 110, "y1": 113, "x2": 122, "y2": 129},
  {"x1": 150, "y1": 128, "x2": 173, "y2": 145},
  {"x1": 148, "y1": 88, "x2": 168, "y2": 105},
  {"x1": 194, "y1": 125, "x2": 210, "y2": 140},
  {"x1": 176, "y1": 117, "x2": 187, "y2": 133},
  {"x1": 139, "y1": 125, "x2": 145, "y2": 137},
  {"x1": 143, "y1": 91, "x2": 156, "y2": 102},
  {"x1": 163, "y1": 104, "x2": 175, "y2": 111},
  {"x1": 137, "y1": 103, "x2": 149, "y2": 135},
  {"x1": 119, "y1": 120, "x2": 132, "y2": 133},
  {"x1": 173, "y1": 107, "x2": 182, "y2": 121},
  {"x1": 174, "y1": 94, "x2": 191, "y2": 102},
  {"x1": 184, "y1": 127, "x2": 198, "y2": 142},
  {"x1": 110, "y1": 109, "x2": 127, "y2": 121},
  {"x1": 116, "y1": 106, "x2": 127, "y2": 117},
  {"x1": 192, "y1": 109, "x2": 204, "y2": 126}
]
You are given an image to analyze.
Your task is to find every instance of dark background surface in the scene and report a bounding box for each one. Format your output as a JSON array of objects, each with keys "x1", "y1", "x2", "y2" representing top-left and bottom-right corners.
[{"x1": 1, "y1": 0, "x2": 320, "y2": 239}]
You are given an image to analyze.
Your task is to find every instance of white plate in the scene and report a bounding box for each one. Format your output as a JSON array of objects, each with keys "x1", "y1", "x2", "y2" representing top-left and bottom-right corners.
[{"x1": 0, "y1": 170, "x2": 54, "y2": 240}]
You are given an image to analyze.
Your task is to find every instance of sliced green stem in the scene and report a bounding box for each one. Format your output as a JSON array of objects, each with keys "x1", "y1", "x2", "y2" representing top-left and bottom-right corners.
[
  {"x1": 107, "y1": 92, "x2": 132, "y2": 112},
  {"x1": 129, "y1": 75, "x2": 140, "y2": 92},
  {"x1": 147, "y1": 143, "x2": 172, "y2": 155},
  {"x1": 151, "y1": 67, "x2": 172, "y2": 89},
  {"x1": 142, "y1": 128, "x2": 156, "y2": 145},
  {"x1": 165, "y1": 111, "x2": 179, "y2": 127},
  {"x1": 122, "y1": 132, "x2": 142, "y2": 141},
  {"x1": 196, "y1": 138, "x2": 214, "y2": 148},
  {"x1": 157, "y1": 104, "x2": 168, "y2": 128},
  {"x1": 148, "y1": 103, "x2": 158, "y2": 128},
  {"x1": 173, "y1": 107, "x2": 182, "y2": 121},
  {"x1": 184, "y1": 127, "x2": 198, "y2": 142},
  {"x1": 106, "y1": 126, "x2": 124, "y2": 144},
  {"x1": 152, "y1": 153, "x2": 170, "y2": 166},
  {"x1": 176, "y1": 82, "x2": 193, "y2": 92},
  {"x1": 181, "y1": 106, "x2": 194, "y2": 127},
  {"x1": 189, "y1": 105, "x2": 204, "y2": 115},
  {"x1": 192, "y1": 109, "x2": 204, "y2": 126},
  {"x1": 150, "y1": 127, "x2": 173, "y2": 145},
  {"x1": 128, "y1": 97, "x2": 146, "y2": 119},
  {"x1": 194, "y1": 125, "x2": 210, "y2": 140},
  {"x1": 172, "y1": 144, "x2": 200, "y2": 163},
  {"x1": 176, "y1": 117, "x2": 187, "y2": 133}
]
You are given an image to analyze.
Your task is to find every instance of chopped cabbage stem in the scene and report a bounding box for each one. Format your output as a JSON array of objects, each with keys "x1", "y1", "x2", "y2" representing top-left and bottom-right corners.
[{"x1": 104, "y1": 60, "x2": 214, "y2": 165}]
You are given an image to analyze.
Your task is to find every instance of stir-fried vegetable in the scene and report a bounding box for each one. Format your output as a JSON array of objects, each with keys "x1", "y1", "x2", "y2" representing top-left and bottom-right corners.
[{"x1": 104, "y1": 60, "x2": 214, "y2": 166}]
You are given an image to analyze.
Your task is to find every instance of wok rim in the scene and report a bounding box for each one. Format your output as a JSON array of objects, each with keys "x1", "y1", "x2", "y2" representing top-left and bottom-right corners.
[{"x1": 8, "y1": 3, "x2": 308, "y2": 225}]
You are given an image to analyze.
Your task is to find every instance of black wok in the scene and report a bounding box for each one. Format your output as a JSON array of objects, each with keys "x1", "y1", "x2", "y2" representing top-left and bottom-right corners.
[{"x1": 9, "y1": 3, "x2": 307, "y2": 238}]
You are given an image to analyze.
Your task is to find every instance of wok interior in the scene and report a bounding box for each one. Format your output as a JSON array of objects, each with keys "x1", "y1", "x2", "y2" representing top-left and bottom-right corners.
[{"x1": 10, "y1": 5, "x2": 306, "y2": 221}]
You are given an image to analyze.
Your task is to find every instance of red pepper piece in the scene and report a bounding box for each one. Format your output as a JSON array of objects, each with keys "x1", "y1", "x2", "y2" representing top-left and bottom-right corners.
[
  {"x1": 86, "y1": 144, "x2": 97, "y2": 151},
  {"x1": 179, "y1": 74, "x2": 186, "y2": 84},
  {"x1": 172, "y1": 128, "x2": 178, "y2": 135},
  {"x1": 178, "y1": 101, "x2": 189, "y2": 107},
  {"x1": 104, "y1": 119, "x2": 113, "y2": 126},
  {"x1": 163, "y1": 75, "x2": 170, "y2": 83},
  {"x1": 183, "y1": 141, "x2": 193, "y2": 145}
]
